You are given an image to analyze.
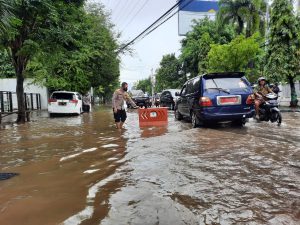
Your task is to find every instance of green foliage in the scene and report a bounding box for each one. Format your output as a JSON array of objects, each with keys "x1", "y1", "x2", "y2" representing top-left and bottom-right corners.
[
  {"x1": 265, "y1": 0, "x2": 299, "y2": 106},
  {"x1": 136, "y1": 77, "x2": 152, "y2": 94},
  {"x1": 0, "y1": 0, "x2": 13, "y2": 34},
  {"x1": 207, "y1": 34, "x2": 262, "y2": 82},
  {"x1": 0, "y1": 0, "x2": 119, "y2": 121},
  {"x1": 26, "y1": 2, "x2": 120, "y2": 98},
  {"x1": 0, "y1": 49, "x2": 14, "y2": 77},
  {"x1": 180, "y1": 18, "x2": 235, "y2": 77},
  {"x1": 218, "y1": 0, "x2": 267, "y2": 37},
  {"x1": 155, "y1": 53, "x2": 183, "y2": 92}
]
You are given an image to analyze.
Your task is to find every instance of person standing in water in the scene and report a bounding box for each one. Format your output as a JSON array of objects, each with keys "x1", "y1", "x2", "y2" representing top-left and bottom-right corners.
[{"x1": 112, "y1": 82, "x2": 138, "y2": 130}]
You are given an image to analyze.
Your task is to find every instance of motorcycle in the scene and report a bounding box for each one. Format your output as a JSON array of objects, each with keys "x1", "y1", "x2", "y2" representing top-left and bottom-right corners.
[{"x1": 257, "y1": 93, "x2": 282, "y2": 125}]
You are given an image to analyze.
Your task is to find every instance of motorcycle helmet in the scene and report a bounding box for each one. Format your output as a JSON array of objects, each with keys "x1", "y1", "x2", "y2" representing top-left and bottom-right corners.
[{"x1": 257, "y1": 77, "x2": 266, "y2": 84}]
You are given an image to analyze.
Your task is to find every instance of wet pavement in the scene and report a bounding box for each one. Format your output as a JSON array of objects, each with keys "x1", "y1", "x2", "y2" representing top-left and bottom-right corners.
[{"x1": 0, "y1": 106, "x2": 299, "y2": 225}]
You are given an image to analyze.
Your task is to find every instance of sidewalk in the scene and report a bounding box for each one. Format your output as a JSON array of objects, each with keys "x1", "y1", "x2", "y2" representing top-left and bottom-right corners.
[{"x1": 279, "y1": 106, "x2": 300, "y2": 112}]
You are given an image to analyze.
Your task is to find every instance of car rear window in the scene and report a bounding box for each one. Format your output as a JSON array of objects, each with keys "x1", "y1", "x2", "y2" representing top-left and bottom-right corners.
[
  {"x1": 205, "y1": 78, "x2": 248, "y2": 90},
  {"x1": 51, "y1": 93, "x2": 75, "y2": 100}
]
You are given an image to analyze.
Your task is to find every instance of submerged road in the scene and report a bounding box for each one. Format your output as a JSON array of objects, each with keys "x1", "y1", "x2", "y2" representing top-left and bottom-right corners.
[{"x1": 0, "y1": 107, "x2": 299, "y2": 225}]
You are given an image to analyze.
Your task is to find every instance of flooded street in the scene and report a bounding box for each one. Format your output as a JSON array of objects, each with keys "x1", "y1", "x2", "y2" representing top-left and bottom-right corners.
[{"x1": 0, "y1": 107, "x2": 299, "y2": 225}]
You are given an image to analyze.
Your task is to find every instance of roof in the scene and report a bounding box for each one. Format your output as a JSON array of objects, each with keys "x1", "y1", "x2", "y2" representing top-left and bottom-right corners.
[{"x1": 203, "y1": 72, "x2": 245, "y2": 79}]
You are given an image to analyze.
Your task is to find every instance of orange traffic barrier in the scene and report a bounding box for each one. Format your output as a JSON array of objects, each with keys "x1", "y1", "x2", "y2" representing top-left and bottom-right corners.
[{"x1": 138, "y1": 107, "x2": 168, "y2": 127}]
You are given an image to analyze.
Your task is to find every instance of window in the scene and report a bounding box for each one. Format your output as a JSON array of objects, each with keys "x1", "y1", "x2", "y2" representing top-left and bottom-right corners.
[
  {"x1": 181, "y1": 86, "x2": 187, "y2": 96},
  {"x1": 186, "y1": 81, "x2": 194, "y2": 94},
  {"x1": 205, "y1": 78, "x2": 248, "y2": 90},
  {"x1": 51, "y1": 93, "x2": 74, "y2": 100},
  {"x1": 193, "y1": 78, "x2": 200, "y2": 93}
]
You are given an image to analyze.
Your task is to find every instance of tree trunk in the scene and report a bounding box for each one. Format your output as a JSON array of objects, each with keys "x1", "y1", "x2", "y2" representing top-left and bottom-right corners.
[
  {"x1": 237, "y1": 17, "x2": 244, "y2": 35},
  {"x1": 288, "y1": 75, "x2": 298, "y2": 107},
  {"x1": 16, "y1": 72, "x2": 26, "y2": 123},
  {"x1": 11, "y1": 45, "x2": 27, "y2": 123}
]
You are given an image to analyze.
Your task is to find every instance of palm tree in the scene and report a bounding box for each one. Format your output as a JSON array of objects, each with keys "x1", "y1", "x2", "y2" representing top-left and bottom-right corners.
[
  {"x1": 0, "y1": 0, "x2": 13, "y2": 34},
  {"x1": 217, "y1": 0, "x2": 247, "y2": 34},
  {"x1": 218, "y1": 0, "x2": 267, "y2": 36},
  {"x1": 243, "y1": 0, "x2": 267, "y2": 37}
]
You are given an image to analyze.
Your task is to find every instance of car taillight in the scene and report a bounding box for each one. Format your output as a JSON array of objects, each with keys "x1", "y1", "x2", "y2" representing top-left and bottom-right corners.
[
  {"x1": 246, "y1": 94, "x2": 254, "y2": 105},
  {"x1": 69, "y1": 100, "x2": 78, "y2": 104},
  {"x1": 199, "y1": 97, "x2": 213, "y2": 107},
  {"x1": 48, "y1": 98, "x2": 57, "y2": 103}
]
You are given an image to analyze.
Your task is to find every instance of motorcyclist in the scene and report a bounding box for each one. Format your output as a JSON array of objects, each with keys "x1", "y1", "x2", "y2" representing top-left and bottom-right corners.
[{"x1": 254, "y1": 77, "x2": 274, "y2": 120}]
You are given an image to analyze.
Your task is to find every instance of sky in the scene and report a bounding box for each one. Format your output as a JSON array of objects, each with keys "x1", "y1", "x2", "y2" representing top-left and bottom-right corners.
[
  {"x1": 88, "y1": 0, "x2": 184, "y2": 86},
  {"x1": 87, "y1": 0, "x2": 300, "y2": 87}
]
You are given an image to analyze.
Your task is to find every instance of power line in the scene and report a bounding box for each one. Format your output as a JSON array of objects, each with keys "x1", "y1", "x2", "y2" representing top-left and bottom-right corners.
[
  {"x1": 112, "y1": 1, "x2": 128, "y2": 22},
  {"x1": 120, "y1": 0, "x2": 150, "y2": 31},
  {"x1": 114, "y1": 0, "x2": 138, "y2": 25},
  {"x1": 117, "y1": 0, "x2": 193, "y2": 53}
]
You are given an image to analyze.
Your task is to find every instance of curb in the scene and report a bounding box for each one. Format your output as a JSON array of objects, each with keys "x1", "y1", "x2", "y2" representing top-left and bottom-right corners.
[{"x1": 279, "y1": 108, "x2": 300, "y2": 113}]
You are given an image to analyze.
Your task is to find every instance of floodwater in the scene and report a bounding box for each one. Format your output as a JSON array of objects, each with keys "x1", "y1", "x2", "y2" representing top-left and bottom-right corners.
[{"x1": 0, "y1": 106, "x2": 299, "y2": 225}]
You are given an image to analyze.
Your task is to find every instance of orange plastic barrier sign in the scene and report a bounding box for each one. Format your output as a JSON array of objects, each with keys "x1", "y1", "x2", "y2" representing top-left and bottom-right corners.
[{"x1": 138, "y1": 107, "x2": 168, "y2": 127}]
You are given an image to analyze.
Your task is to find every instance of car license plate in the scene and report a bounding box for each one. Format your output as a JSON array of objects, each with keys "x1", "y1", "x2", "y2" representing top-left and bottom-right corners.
[
  {"x1": 217, "y1": 95, "x2": 241, "y2": 105},
  {"x1": 58, "y1": 102, "x2": 67, "y2": 106}
]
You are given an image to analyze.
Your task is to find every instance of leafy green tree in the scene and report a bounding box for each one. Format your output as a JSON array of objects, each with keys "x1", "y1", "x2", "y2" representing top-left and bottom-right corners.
[
  {"x1": 136, "y1": 77, "x2": 152, "y2": 94},
  {"x1": 180, "y1": 18, "x2": 235, "y2": 77},
  {"x1": 0, "y1": 0, "x2": 13, "y2": 34},
  {"x1": 207, "y1": 34, "x2": 262, "y2": 82},
  {"x1": 0, "y1": 0, "x2": 85, "y2": 123},
  {"x1": 0, "y1": 49, "x2": 14, "y2": 77},
  {"x1": 28, "y1": 3, "x2": 120, "y2": 98},
  {"x1": 155, "y1": 53, "x2": 183, "y2": 92},
  {"x1": 265, "y1": 0, "x2": 299, "y2": 106}
]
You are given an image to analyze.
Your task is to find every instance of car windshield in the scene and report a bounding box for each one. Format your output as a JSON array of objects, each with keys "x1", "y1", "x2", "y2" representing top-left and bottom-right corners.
[
  {"x1": 205, "y1": 78, "x2": 248, "y2": 90},
  {"x1": 51, "y1": 93, "x2": 74, "y2": 100}
]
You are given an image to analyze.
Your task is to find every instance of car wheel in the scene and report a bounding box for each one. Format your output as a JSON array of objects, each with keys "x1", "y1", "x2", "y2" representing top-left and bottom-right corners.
[
  {"x1": 232, "y1": 119, "x2": 246, "y2": 127},
  {"x1": 175, "y1": 109, "x2": 183, "y2": 121},
  {"x1": 191, "y1": 111, "x2": 201, "y2": 128}
]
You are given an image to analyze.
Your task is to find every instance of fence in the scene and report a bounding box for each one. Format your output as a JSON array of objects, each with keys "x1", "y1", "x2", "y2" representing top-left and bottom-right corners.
[{"x1": 0, "y1": 91, "x2": 41, "y2": 123}]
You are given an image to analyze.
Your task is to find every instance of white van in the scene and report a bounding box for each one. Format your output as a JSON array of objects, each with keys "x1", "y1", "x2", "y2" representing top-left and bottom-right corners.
[{"x1": 48, "y1": 91, "x2": 82, "y2": 116}]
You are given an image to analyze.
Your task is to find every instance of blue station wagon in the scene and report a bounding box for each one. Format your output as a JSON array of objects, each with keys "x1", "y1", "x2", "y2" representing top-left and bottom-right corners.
[{"x1": 175, "y1": 72, "x2": 255, "y2": 127}]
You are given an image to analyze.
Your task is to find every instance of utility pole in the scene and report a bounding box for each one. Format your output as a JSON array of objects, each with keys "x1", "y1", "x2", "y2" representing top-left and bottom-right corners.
[{"x1": 151, "y1": 68, "x2": 155, "y2": 98}]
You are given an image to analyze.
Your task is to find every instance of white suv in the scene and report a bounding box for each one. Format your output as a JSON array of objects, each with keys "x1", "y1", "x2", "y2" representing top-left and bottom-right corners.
[{"x1": 48, "y1": 91, "x2": 82, "y2": 116}]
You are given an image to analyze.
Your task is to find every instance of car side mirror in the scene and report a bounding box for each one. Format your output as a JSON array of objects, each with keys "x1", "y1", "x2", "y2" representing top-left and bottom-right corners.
[{"x1": 175, "y1": 92, "x2": 180, "y2": 96}]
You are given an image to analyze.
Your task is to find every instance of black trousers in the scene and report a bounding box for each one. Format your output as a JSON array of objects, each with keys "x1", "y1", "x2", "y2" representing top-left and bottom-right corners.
[{"x1": 113, "y1": 109, "x2": 127, "y2": 122}]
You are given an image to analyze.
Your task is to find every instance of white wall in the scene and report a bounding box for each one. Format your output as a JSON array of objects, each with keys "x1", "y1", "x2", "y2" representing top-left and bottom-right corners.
[
  {"x1": 0, "y1": 78, "x2": 48, "y2": 110},
  {"x1": 278, "y1": 81, "x2": 300, "y2": 106}
]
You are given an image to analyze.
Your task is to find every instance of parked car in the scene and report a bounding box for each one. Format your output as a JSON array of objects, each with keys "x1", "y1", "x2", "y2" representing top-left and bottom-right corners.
[
  {"x1": 160, "y1": 89, "x2": 181, "y2": 110},
  {"x1": 175, "y1": 72, "x2": 255, "y2": 127},
  {"x1": 48, "y1": 91, "x2": 83, "y2": 116},
  {"x1": 128, "y1": 90, "x2": 151, "y2": 108}
]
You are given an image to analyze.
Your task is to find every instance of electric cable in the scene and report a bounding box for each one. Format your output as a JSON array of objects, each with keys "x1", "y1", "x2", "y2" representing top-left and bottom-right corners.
[
  {"x1": 117, "y1": 0, "x2": 193, "y2": 53},
  {"x1": 120, "y1": 0, "x2": 150, "y2": 31}
]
